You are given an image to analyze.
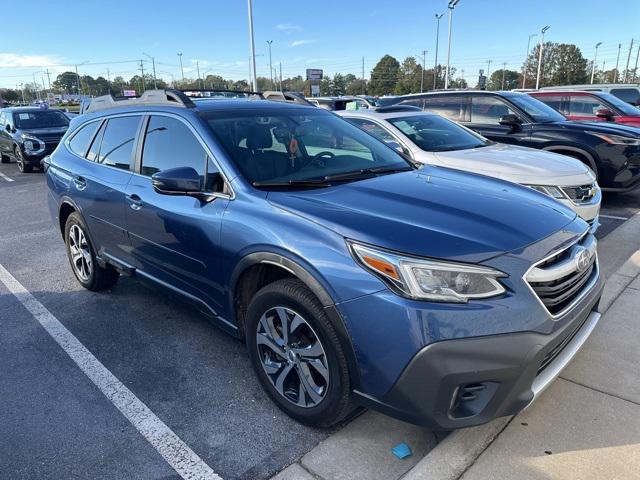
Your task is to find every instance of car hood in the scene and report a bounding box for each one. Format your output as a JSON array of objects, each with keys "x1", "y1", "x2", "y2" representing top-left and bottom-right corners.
[
  {"x1": 267, "y1": 167, "x2": 577, "y2": 263},
  {"x1": 432, "y1": 144, "x2": 594, "y2": 185},
  {"x1": 554, "y1": 120, "x2": 640, "y2": 136},
  {"x1": 20, "y1": 127, "x2": 68, "y2": 137}
]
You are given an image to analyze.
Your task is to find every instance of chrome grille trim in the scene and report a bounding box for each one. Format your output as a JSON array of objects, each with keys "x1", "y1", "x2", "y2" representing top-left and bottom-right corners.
[{"x1": 560, "y1": 183, "x2": 599, "y2": 205}]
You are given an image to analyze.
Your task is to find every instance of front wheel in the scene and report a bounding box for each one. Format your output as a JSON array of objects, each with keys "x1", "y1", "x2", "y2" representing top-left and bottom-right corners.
[
  {"x1": 246, "y1": 278, "x2": 354, "y2": 428},
  {"x1": 15, "y1": 147, "x2": 32, "y2": 173},
  {"x1": 64, "y1": 212, "x2": 119, "y2": 291}
]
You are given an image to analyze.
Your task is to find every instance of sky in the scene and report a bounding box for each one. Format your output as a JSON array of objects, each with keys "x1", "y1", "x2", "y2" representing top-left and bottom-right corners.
[{"x1": 1, "y1": 0, "x2": 639, "y2": 89}]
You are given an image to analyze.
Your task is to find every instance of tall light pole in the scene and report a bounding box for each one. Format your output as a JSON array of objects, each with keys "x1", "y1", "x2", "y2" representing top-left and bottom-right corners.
[
  {"x1": 486, "y1": 59, "x2": 492, "y2": 85},
  {"x1": 143, "y1": 53, "x2": 157, "y2": 89},
  {"x1": 420, "y1": 50, "x2": 427, "y2": 92},
  {"x1": 177, "y1": 53, "x2": 185, "y2": 83},
  {"x1": 434, "y1": 13, "x2": 444, "y2": 89},
  {"x1": 196, "y1": 60, "x2": 201, "y2": 88},
  {"x1": 247, "y1": 0, "x2": 258, "y2": 92},
  {"x1": 75, "y1": 61, "x2": 88, "y2": 97},
  {"x1": 266, "y1": 40, "x2": 274, "y2": 89},
  {"x1": 522, "y1": 33, "x2": 537, "y2": 88},
  {"x1": 535, "y1": 26, "x2": 550, "y2": 90},
  {"x1": 634, "y1": 44, "x2": 640, "y2": 83},
  {"x1": 614, "y1": 43, "x2": 622, "y2": 82},
  {"x1": 623, "y1": 38, "x2": 634, "y2": 83},
  {"x1": 445, "y1": 0, "x2": 460, "y2": 90},
  {"x1": 590, "y1": 42, "x2": 602, "y2": 84},
  {"x1": 501, "y1": 62, "x2": 507, "y2": 89}
]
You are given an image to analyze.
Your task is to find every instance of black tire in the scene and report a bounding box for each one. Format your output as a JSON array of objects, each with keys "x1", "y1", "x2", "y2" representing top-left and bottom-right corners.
[
  {"x1": 64, "y1": 212, "x2": 119, "y2": 291},
  {"x1": 0, "y1": 153, "x2": 9, "y2": 164},
  {"x1": 246, "y1": 278, "x2": 354, "y2": 428},
  {"x1": 15, "y1": 147, "x2": 33, "y2": 173}
]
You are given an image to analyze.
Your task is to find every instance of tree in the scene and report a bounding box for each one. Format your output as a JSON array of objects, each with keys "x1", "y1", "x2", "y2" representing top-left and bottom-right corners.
[
  {"x1": 0, "y1": 88, "x2": 20, "y2": 102},
  {"x1": 522, "y1": 42, "x2": 588, "y2": 87},
  {"x1": 331, "y1": 74, "x2": 347, "y2": 95},
  {"x1": 394, "y1": 56, "x2": 423, "y2": 95},
  {"x1": 369, "y1": 55, "x2": 400, "y2": 96},
  {"x1": 487, "y1": 69, "x2": 520, "y2": 90},
  {"x1": 53, "y1": 71, "x2": 80, "y2": 93},
  {"x1": 346, "y1": 78, "x2": 367, "y2": 95}
]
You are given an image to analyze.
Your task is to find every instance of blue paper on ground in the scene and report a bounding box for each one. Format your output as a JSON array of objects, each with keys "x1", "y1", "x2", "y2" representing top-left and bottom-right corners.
[{"x1": 392, "y1": 443, "x2": 413, "y2": 459}]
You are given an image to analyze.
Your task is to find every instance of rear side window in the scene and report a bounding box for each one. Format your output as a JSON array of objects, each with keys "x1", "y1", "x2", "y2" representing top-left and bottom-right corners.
[
  {"x1": 470, "y1": 96, "x2": 517, "y2": 124},
  {"x1": 423, "y1": 96, "x2": 470, "y2": 122},
  {"x1": 96, "y1": 116, "x2": 141, "y2": 170},
  {"x1": 399, "y1": 97, "x2": 425, "y2": 109},
  {"x1": 610, "y1": 88, "x2": 640, "y2": 105},
  {"x1": 535, "y1": 95, "x2": 566, "y2": 114},
  {"x1": 568, "y1": 95, "x2": 608, "y2": 117},
  {"x1": 68, "y1": 121, "x2": 101, "y2": 158},
  {"x1": 141, "y1": 115, "x2": 206, "y2": 180}
]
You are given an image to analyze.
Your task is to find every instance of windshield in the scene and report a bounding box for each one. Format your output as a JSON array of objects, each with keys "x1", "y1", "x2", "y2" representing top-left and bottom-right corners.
[
  {"x1": 203, "y1": 108, "x2": 412, "y2": 185},
  {"x1": 505, "y1": 93, "x2": 566, "y2": 123},
  {"x1": 599, "y1": 92, "x2": 640, "y2": 116},
  {"x1": 13, "y1": 110, "x2": 69, "y2": 129},
  {"x1": 388, "y1": 114, "x2": 490, "y2": 151}
]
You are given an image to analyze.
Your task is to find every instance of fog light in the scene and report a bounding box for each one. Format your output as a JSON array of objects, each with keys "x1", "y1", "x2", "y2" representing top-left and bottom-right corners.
[{"x1": 24, "y1": 141, "x2": 34, "y2": 151}]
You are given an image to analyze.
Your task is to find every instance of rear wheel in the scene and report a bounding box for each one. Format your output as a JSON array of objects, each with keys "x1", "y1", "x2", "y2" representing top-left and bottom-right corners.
[
  {"x1": 246, "y1": 278, "x2": 353, "y2": 428},
  {"x1": 64, "y1": 212, "x2": 119, "y2": 291},
  {"x1": 15, "y1": 146, "x2": 32, "y2": 173}
]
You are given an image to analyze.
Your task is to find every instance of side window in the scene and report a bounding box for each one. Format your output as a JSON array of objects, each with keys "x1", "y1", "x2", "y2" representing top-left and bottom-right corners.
[
  {"x1": 610, "y1": 88, "x2": 640, "y2": 105},
  {"x1": 86, "y1": 121, "x2": 106, "y2": 162},
  {"x1": 141, "y1": 116, "x2": 206, "y2": 185},
  {"x1": 97, "y1": 116, "x2": 140, "y2": 170},
  {"x1": 68, "y1": 121, "x2": 101, "y2": 158},
  {"x1": 470, "y1": 96, "x2": 517, "y2": 124},
  {"x1": 205, "y1": 156, "x2": 225, "y2": 193},
  {"x1": 568, "y1": 95, "x2": 608, "y2": 117},
  {"x1": 400, "y1": 98, "x2": 425, "y2": 109},
  {"x1": 536, "y1": 95, "x2": 566, "y2": 114},
  {"x1": 423, "y1": 96, "x2": 469, "y2": 122},
  {"x1": 346, "y1": 118, "x2": 397, "y2": 143}
]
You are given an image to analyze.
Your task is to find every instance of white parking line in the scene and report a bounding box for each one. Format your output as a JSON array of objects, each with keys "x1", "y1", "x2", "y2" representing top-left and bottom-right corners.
[
  {"x1": 0, "y1": 263, "x2": 221, "y2": 480},
  {"x1": 600, "y1": 214, "x2": 630, "y2": 221},
  {"x1": 0, "y1": 171, "x2": 14, "y2": 182}
]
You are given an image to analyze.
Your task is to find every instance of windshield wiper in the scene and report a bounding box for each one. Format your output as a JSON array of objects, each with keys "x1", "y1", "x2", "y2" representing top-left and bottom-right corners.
[
  {"x1": 252, "y1": 178, "x2": 332, "y2": 188},
  {"x1": 323, "y1": 166, "x2": 413, "y2": 182}
]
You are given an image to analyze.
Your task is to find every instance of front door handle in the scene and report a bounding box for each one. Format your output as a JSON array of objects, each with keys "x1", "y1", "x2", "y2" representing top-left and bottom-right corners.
[
  {"x1": 126, "y1": 194, "x2": 143, "y2": 211},
  {"x1": 72, "y1": 176, "x2": 87, "y2": 190}
]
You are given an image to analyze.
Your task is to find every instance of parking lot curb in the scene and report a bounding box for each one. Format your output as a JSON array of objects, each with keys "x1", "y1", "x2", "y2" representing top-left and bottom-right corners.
[{"x1": 399, "y1": 212, "x2": 640, "y2": 480}]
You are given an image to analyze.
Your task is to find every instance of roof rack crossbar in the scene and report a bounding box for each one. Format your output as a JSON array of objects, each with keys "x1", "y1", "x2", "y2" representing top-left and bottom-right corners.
[{"x1": 84, "y1": 89, "x2": 195, "y2": 113}]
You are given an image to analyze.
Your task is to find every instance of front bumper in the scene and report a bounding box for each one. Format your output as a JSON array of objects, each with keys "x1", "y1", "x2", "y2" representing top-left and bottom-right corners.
[{"x1": 353, "y1": 276, "x2": 603, "y2": 430}]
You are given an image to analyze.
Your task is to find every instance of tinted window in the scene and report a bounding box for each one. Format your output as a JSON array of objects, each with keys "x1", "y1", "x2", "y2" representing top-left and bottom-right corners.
[
  {"x1": 141, "y1": 116, "x2": 206, "y2": 182},
  {"x1": 68, "y1": 121, "x2": 101, "y2": 157},
  {"x1": 568, "y1": 95, "x2": 608, "y2": 117},
  {"x1": 86, "y1": 121, "x2": 106, "y2": 162},
  {"x1": 610, "y1": 88, "x2": 640, "y2": 106},
  {"x1": 422, "y1": 96, "x2": 469, "y2": 122},
  {"x1": 470, "y1": 96, "x2": 517, "y2": 124},
  {"x1": 535, "y1": 95, "x2": 566, "y2": 114},
  {"x1": 97, "y1": 116, "x2": 140, "y2": 170},
  {"x1": 502, "y1": 93, "x2": 566, "y2": 122},
  {"x1": 13, "y1": 110, "x2": 69, "y2": 129},
  {"x1": 603, "y1": 91, "x2": 640, "y2": 113},
  {"x1": 388, "y1": 114, "x2": 490, "y2": 151},
  {"x1": 346, "y1": 118, "x2": 397, "y2": 142},
  {"x1": 399, "y1": 98, "x2": 425, "y2": 109}
]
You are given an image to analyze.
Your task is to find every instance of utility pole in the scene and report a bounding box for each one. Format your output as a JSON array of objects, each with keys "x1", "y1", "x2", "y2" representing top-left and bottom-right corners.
[
  {"x1": 247, "y1": 0, "x2": 258, "y2": 92},
  {"x1": 614, "y1": 43, "x2": 622, "y2": 82},
  {"x1": 75, "y1": 64, "x2": 81, "y2": 96},
  {"x1": 486, "y1": 59, "x2": 492, "y2": 84},
  {"x1": 591, "y1": 42, "x2": 602, "y2": 84},
  {"x1": 522, "y1": 33, "x2": 537, "y2": 89},
  {"x1": 501, "y1": 62, "x2": 507, "y2": 89},
  {"x1": 106, "y1": 68, "x2": 111, "y2": 83},
  {"x1": 177, "y1": 53, "x2": 185, "y2": 83},
  {"x1": 421, "y1": 50, "x2": 427, "y2": 92},
  {"x1": 143, "y1": 53, "x2": 158, "y2": 89},
  {"x1": 536, "y1": 26, "x2": 550, "y2": 90},
  {"x1": 362, "y1": 56, "x2": 365, "y2": 94},
  {"x1": 623, "y1": 38, "x2": 634, "y2": 83},
  {"x1": 32, "y1": 72, "x2": 40, "y2": 101},
  {"x1": 139, "y1": 60, "x2": 146, "y2": 92},
  {"x1": 434, "y1": 13, "x2": 444, "y2": 89},
  {"x1": 445, "y1": 0, "x2": 461, "y2": 90},
  {"x1": 279, "y1": 62, "x2": 283, "y2": 92},
  {"x1": 634, "y1": 44, "x2": 640, "y2": 83},
  {"x1": 267, "y1": 40, "x2": 274, "y2": 89},
  {"x1": 196, "y1": 60, "x2": 201, "y2": 89}
]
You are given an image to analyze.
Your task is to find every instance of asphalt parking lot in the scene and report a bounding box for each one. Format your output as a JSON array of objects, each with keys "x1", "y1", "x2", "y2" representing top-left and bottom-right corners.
[{"x1": 1, "y1": 161, "x2": 638, "y2": 480}]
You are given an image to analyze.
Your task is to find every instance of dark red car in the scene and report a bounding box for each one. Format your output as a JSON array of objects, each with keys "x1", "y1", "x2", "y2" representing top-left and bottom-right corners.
[{"x1": 530, "y1": 90, "x2": 640, "y2": 128}]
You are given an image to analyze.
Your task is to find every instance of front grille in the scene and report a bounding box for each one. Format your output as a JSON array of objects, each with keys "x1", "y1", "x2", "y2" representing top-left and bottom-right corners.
[
  {"x1": 39, "y1": 135, "x2": 63, "y2": 144},
  {"x1": 526, "y1": 233, "x2": 597, "y2": 316},
  {"x1": 561, "y1": 183, "x2": 598, "y2": 204}
]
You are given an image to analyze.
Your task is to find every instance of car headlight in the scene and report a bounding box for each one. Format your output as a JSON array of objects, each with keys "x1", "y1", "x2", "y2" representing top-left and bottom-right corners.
[
  {"x1": 588, "y1": 131, "x2": 640, "y2": 146},
  {"x1": 20, "y1": 134, "x2": 43, "y2": 152},
  {"x1": 526, "y1": 185, "x2": 565, "y2": 199},
  {"x1": 348, "y1": 241, "x2": 507, "y2": 303}
]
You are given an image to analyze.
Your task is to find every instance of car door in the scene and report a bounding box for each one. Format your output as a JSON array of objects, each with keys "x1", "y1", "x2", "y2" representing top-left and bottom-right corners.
[
  {"x1": 0, "y1": 112, "x2": 8, "y2": 154},
  {"x1": 124, "y1": 113, "x2": 230, "y2": 315},
  {"x1": 466, "y1": 95, "x2": 531, "y2": 147},
  {"x1": 67, "y1": 114, "x2": 141, "y2": 264}
]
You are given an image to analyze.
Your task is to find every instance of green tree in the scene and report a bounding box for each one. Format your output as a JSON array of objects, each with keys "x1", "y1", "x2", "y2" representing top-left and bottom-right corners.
[
  {"x1": 53, "y1": 71, "x2": 80, "y2": 93},
  {"x1": 487, "y1": 69, "x2": 520, "y2": 90},
  {"x1": 346, "y1": 78, "x2": 367, "y2": 95},
  {"x1": 369, "y1": 54, "x2": 400, "y2": 96},
  {"x1": 331, "y1": 74, "x2": 347, "y2": 95},
  {"x1": 522, "y1": 42, "x2": 588, "y2": 87},
  {"x1": 394, "y1": 56, "x2": 423, "y2": 95}
]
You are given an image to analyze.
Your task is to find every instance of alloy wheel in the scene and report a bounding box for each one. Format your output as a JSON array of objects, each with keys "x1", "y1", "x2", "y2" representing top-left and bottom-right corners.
[
  {"x1": 68, "y1": 224, "x2": 93, "y2": 282},
  {"x1": 15, "y1": 148, "x2": 24, "y2": 172},
  {"x1": 256, "y1": 306, "x2": 329, "y2": 408}
]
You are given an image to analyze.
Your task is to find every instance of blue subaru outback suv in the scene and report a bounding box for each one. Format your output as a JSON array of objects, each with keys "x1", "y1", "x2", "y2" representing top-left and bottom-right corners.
[{"x1": 46, "y1": 90, "x2": 603, "y2": 429}]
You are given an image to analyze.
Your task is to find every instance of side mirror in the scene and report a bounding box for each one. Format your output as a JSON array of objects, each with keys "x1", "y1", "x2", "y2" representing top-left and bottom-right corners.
[
  {"x1": 5, "y1": 124, "x2": 11, "y2": 132},
  {"x1": 499, "y1": 114, "x2": 523, "y2": 131},
  {"x1": 151, "y1": 167, "x2": 215, "y2": 202},
  {"x1": 595, "y1": 108, "x2": 615, "y2": 121}
]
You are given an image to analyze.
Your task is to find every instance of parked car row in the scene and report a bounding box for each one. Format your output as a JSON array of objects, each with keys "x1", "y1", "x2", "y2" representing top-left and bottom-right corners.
[{"x1": 44, "y1": 89, "x2": 603, "y2": 430}]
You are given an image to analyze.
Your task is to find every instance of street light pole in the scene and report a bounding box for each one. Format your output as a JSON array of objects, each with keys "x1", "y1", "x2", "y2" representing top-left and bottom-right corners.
[
  {"x1": 535, "y1": 26, "x2": 550, "y2": 90},
  {"x1": 177, "y1": 53, "x2": 185, "y2": 83},
  {"x1": 267, "y1": 40, "x2": 274, "y2": 89},
  {"x1": 75, "y1": 64, "x2": 81, "y2": 96},
  {"x1": 445, "y1": 0, "x2": 460, "y2": 90},
  {"x1": 522, "y1": 33, "x2": 537, "y2": 88},
  {"x1": 486, "y1": 59, "x2": 492, "y2": 86},
  {"x1": 143, "y1": 53, "x2": 157, "y2": 89},
  {"x1": 623, "y1": 38, "x2": 634, "y2": 83},
  {"x1": 421, "y1": 50, "x2": 427, "y2": 93},
  {"x1": 591, "y1": 42, "x2": 602, "y2": 84},
  {"x1": 614, "y1": 43, "x2": 622, "y2": 82},
  {"x1": 247, "y1": 0, "x2": 258, "y2": 92},
  {"x1": 501, "y1": 62, "x2": 507, "y2": 89},
  {"x1": 434, "y1": 13, "x2": 443, "y2": 90}
]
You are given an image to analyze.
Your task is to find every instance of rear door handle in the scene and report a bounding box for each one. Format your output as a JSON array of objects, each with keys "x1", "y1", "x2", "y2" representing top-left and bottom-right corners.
[
  {"x1": 126, "y1": 194, "x2": 143, "y2": 211},
  {"x1": 72, "y1": 176, "x2": 87, "y2": 190}
]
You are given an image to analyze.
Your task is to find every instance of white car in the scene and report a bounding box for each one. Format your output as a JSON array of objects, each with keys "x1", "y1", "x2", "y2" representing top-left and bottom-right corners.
[{"x1": 338, "y1": 107, "x2": 601, "y2": 226}]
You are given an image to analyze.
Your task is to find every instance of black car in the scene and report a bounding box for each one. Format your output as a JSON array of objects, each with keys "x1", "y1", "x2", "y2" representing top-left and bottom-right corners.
[
  {"x1": 389, "y1": 90, "x2": 640, "y2": 192},
  {"x1": 0, "y1": 107, "x2": 70, "y2": 173}
]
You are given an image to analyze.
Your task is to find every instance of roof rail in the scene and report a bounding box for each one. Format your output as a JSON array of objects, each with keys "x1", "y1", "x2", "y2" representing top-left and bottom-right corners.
[
  {"x1": 374, "y1": 105, "x2": 422, "y2": 113},
  {"x1": 179, "y1": 88, "x2": 263, "y2": 99},
  {"x1": 84, "y1": 89, "x2": 195, "y2": 114}
]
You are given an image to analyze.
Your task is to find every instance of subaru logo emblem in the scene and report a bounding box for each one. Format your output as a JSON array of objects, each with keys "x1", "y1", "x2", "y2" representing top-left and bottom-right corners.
[{"x1": 575, "y1": 247, "x2": 591, "y2": 272}]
